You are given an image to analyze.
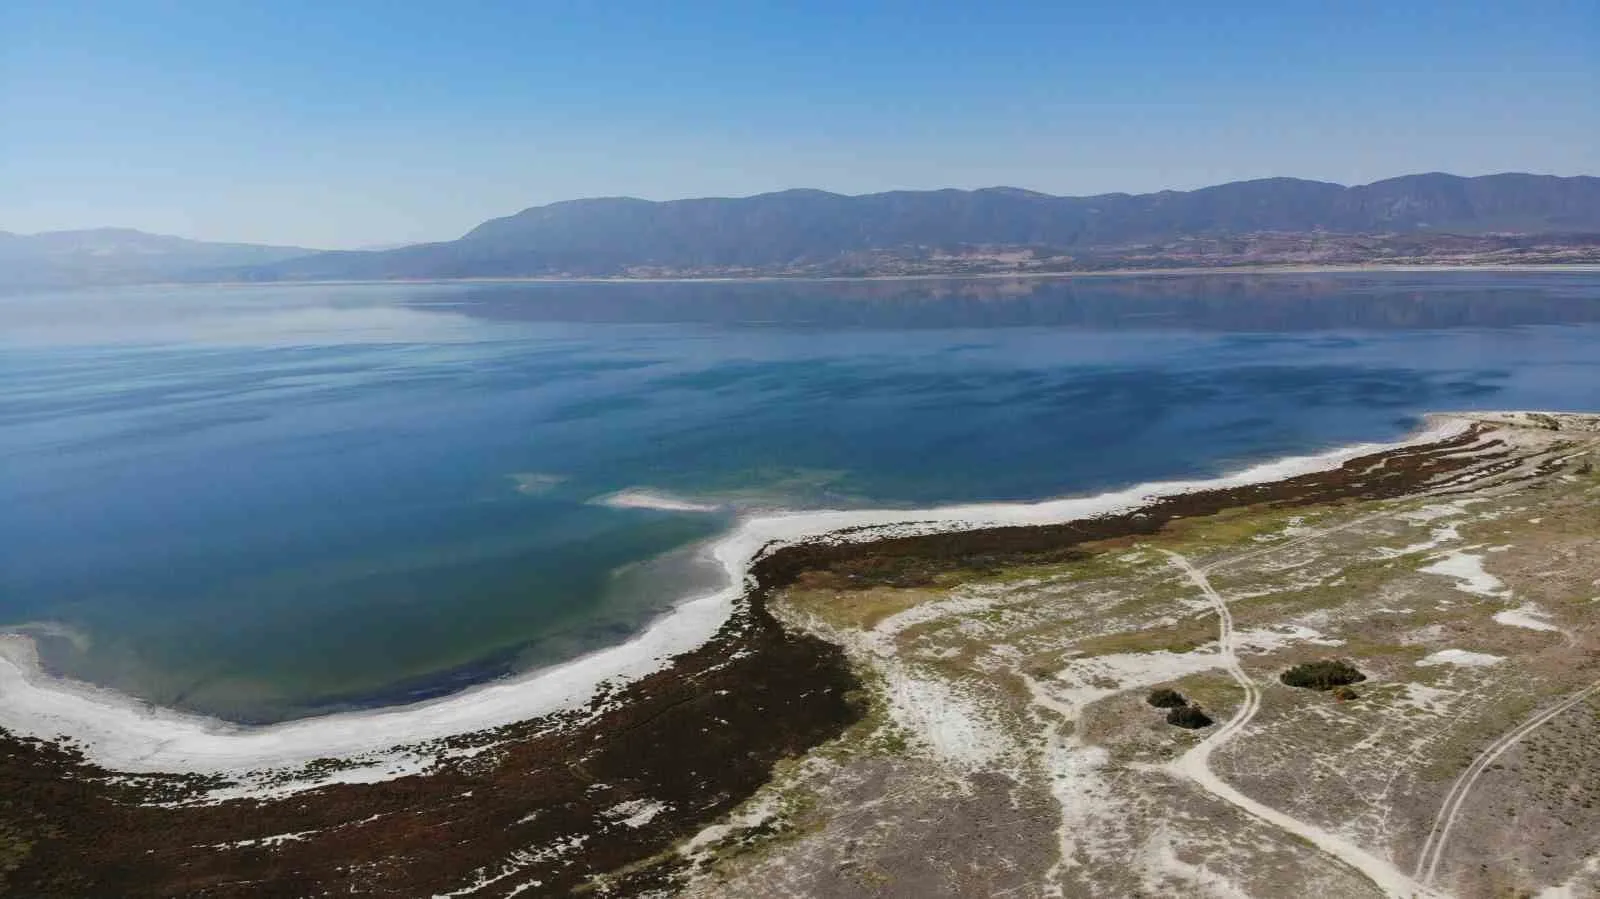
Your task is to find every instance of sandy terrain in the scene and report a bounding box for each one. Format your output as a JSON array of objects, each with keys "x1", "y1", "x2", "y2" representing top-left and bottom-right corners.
[{"x1": 677, "y1": 412, "x2": 1600, "y2": 899}]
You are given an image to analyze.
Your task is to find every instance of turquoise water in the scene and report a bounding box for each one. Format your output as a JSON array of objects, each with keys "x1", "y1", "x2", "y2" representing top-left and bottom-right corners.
[{"x1": 3, "y1": 273, "x2": 1598, "y2": 722}]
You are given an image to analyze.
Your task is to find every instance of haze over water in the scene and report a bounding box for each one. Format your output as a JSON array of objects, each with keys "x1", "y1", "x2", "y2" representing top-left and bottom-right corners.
[{"x1": 3, "y1": 272, "x2": 1598, "y2": 723}]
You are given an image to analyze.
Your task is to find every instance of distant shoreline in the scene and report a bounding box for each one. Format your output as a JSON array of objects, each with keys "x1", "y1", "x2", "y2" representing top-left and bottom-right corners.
[{"x1": 177, "y1": 262, "x2": 1600, "y2": 289}]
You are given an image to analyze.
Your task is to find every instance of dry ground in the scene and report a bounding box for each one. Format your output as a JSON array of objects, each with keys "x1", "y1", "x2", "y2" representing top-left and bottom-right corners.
[{"x1": 675, "y1": 413, "x2": 1600, "y2": 899}]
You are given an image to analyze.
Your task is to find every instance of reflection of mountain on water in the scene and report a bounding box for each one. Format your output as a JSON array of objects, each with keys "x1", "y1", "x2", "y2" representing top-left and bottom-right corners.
[{"x1": 419, "y1": 272, "x2": 1600, "y2": 332}]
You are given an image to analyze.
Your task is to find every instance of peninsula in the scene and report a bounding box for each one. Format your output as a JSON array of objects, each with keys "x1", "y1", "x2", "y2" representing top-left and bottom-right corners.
[{"x1": 1, "y1": 412, "x2": 1596, "y2": 897}]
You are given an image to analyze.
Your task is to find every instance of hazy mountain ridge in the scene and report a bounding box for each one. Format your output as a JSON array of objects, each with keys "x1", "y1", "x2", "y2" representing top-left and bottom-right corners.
[
  {"x1": 240, "y1": 172, "x2": 1600, "y2": 280},
  {"x1": 0, "y1": 228, "x2": 317, "y2": 289},
  {"x1": 9, "y1": 173, "x2": 1599, "y2": 287}
]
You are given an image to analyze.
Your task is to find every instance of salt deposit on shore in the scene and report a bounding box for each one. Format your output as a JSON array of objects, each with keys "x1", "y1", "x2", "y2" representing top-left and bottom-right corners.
[
  {"x1": 1493, "y1": 605, "x2": 1562, "y2": 632},
  {"x1": 0, "y1": 418, "x2": 1470, "y2": 779},
  {"x1": 1416, "y1": 649, "x2": 1505, "y2": 668},
  {"x1": 592, "y1": 488, "x2": 724, "y2": 513},
  {"x1": 1420, "y1": 550, "x2": 1510, "y2": 597}
]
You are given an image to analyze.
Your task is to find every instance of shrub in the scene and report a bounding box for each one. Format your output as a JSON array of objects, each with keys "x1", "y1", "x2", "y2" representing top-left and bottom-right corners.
[
  {"x1": 1280, "y1": 659, "x2": 1366, "y2": 691},
  {"x1": 1146, "y1": 688, "x2": 1187, "y2": 709},
  {"x1": 1166, "y1": 706, "x2": 1214, "y2": 729}
]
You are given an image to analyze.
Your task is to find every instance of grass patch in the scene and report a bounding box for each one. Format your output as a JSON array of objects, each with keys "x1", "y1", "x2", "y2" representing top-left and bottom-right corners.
[
  {"x1": 1171, "y1": 673, "x2": 1246, "y2": 718},
  {"x1": 1071, "y1": 616, "x2": 1216, "y2": 657},
  {"x1": 1158, "y1": 504, "x2": 1339, "y2": 555},
  {"x1": 0, "y1": 821, "x2": 36, "y2": 893},
  {"x1": 780, "y1": 584, "x2": 942, "y2": 632}
]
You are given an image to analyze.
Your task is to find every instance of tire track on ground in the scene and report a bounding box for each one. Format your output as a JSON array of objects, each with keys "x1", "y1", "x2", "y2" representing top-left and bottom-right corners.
[
  {"x1": 1414, "y1": 681, "x2": 1600, "y2": 887},
  {"x1": 1161, "y1": 550, "x2": 1436, "y2": 898}
]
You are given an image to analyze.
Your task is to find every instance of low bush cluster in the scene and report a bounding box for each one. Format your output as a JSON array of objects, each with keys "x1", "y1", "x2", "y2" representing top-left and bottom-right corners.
[
  {"x1": 1148, "y1": 686, "x2": 1213, "y2": 728},
  {"x1": 1166, "y1": 706, "x2": 1214, "y2": 729},
  {"x1": 1280, "y1": 659, "x2": 1366, "y2": 690},
  {"x1": 1146, "y1": 688, "x2": 1187, "y2": 709}
]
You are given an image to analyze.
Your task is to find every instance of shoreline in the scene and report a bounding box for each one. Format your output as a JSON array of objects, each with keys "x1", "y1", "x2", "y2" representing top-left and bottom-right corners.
[
  {"x1": 0, "y1": 415, "x2": 1472, "y2": 778},
  {"x1": 0, "y1": 411, "x2": 1562, "y2": 897},
  {"x1": 169, "y1": 262, "x2": 1600, "y2": 289}
]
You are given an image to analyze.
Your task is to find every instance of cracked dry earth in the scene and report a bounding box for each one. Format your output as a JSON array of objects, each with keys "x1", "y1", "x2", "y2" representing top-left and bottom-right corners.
[{"x1": 674, "y1": 413, "x2": 1600, "y2": 899}]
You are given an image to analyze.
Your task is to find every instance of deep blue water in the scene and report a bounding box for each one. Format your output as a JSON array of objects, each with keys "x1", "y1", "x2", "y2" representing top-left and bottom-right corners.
[{"x1": 3, "y1": 272, "x2": 1598, "y2": 722}]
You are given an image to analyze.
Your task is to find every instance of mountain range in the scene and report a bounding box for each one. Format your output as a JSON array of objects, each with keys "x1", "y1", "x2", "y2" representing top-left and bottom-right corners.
[
  {"x1": 0, "y1": 228, "x2": 316, "y2": 289},
  {"x1": 7, "y1": 173, "x2": 1599, "y2": 287}
]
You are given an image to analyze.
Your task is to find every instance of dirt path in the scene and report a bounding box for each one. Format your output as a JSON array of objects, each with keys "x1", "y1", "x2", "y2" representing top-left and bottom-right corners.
[
  {"x1": 1161, "y1": 550, "x2": 1437, "y2": 898},
  {"x1": 1413, "y1": 680, "x2": 1600, "y2": 887}
]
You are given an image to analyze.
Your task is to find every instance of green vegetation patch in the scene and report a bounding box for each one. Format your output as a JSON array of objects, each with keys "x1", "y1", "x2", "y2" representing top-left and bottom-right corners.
[
  {"x1": 0, "y1": 821, "x2": 35, "y2": 893},
  {"x1": 1280, "y1": 659, "x2": 1367, "y2": 691},
  {"x1": 1071, "y1": 627, "x2": 1212, "y2": 658},
  {"x1": 781, "y1": 583, "x2": 945, "y2": 632}
]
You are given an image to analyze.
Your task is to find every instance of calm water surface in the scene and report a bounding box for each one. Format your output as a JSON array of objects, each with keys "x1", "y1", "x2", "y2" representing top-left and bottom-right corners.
[{"x1": 3, "y1": 272, "x2": 1598, "y2": 722}]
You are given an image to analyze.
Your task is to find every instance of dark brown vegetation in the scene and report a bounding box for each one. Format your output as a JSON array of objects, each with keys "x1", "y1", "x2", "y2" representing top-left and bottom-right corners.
[
  {"x1": 0, "y1": 596, "x2": 861, "y2": 897},
  {"x1": 1147, "y1": 688, "x2": 1188, "y2": 709},
  {"x1": 1166, "y1": 706, "x2": 1215, "y2": 729},
  {"x1": 1281, "y1": 660, "x2": 1368, "y2": 691},
  {"x1": 756, "y1": 426, "x2": 1491, "y2": 592},
  {"x1": 0, "y1": 424, "x2": 1499, "y2": 896}
]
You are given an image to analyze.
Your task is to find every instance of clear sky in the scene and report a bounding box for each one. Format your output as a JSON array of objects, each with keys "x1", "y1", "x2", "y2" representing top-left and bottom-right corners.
[{"x1": 3, "y1": 1, "x2": 1596, "y2": 248}]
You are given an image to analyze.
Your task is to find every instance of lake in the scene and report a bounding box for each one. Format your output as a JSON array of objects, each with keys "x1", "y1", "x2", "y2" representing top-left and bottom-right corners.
[{"x1": 3, "y1": 271, "x2": 1598, "y2": 723}]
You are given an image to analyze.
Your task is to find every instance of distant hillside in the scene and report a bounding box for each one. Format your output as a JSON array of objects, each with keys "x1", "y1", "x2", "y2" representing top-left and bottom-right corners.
[
  {"x1": 0, "y1": 228, "x2": 317, "y2": 289},
  {"x1": 238, "y1": 173, "x2": 1600, "y2": 281}
]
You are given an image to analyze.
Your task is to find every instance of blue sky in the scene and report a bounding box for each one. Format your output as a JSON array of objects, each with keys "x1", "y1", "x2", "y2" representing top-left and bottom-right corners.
[{"x1": 3, "y1": 1, "x2": 1596, "y2": 247}]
